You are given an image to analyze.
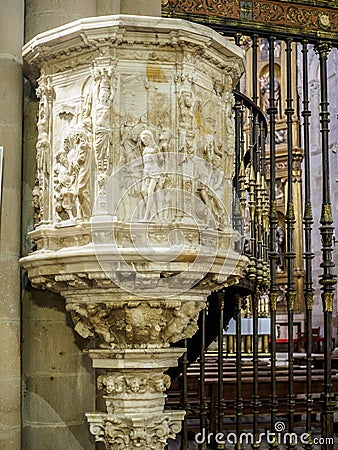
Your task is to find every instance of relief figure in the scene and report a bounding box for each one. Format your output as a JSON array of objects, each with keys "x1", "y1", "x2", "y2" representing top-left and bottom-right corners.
[
  {"x1": 140, "y1": 130, "x2": 164, "y2": 221},
  {"x1": 54, "y1": 140, "x2": 75, "y2": 221},
  {"x1": 178, "y1": 88, "x2": 195, "y2": 151},
  {"x1": 73, "y1": 128, "x2": 92, "y2": 220},
  {"x1": 94, "y1": 67, "x2": 114, "y2": 186},
  {"x1": 54, "y1": 127, "x2": 92, "y2": 222}
]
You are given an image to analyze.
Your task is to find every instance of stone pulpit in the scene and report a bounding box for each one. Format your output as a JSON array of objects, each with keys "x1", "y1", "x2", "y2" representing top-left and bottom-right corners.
[{"x1": 21, "y1": 15, "x2": 247, "y2": 449}]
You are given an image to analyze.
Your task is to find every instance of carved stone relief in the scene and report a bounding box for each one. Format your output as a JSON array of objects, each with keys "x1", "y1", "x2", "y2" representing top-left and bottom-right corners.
[
  {"x1": 33, "y1": 54, "x2": 241, "y2": 230},
  {"x1": 66, "y1": 299, "x2": 204, "y2": 348},
  {"x1": 35, "y1": 71, "x2": 53, "y2": 223},
  {"x1": 53, "y1": 121, "x2": 92, "y2": 223},
  {"x1": 93, "y1": 63, "x2": 115, "y2": 187},
  {"x1": 97, "y1": 373, "x2": 171, "y2": 395}
]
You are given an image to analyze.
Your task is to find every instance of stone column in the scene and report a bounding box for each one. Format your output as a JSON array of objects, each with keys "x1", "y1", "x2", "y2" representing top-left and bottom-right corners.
[
  {"x1": 120, "y1": 0, "x2": 161, "y2": 16},
  {"x1": 97, "y1": 0, "x2": 121, "y2": 15},
  {"x1": 22, "y1": 2, "x2": 97, "y2": 449},
  {"x1": 0, "y1": 2, "x2": 24, "y2": 448},
  {"x1": 25, "y1": 0, "x2": 97, "y2": 41},
  {"x1": 21, "y1": 16, "x2": 247, "y2": 449}
]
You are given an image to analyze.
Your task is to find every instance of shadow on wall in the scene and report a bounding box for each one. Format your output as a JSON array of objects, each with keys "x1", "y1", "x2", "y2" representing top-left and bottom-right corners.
[{"x1": 22, "y1": 392, "x2": 92, "y2": 449}]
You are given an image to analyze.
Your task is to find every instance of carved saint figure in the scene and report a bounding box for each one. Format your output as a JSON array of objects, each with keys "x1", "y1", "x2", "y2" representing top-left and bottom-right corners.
[
  {"x1": 35, "y1": 74, "x2": 53, "y2": 221},
  {"x1": 259, "y1": 74, "x2": 281, "y2": 119},
  {"x1": 276, "y1": 224, "x2": 285, "y2": 272},
  {"x1": 32, "y1": 181, "x2": 41, "y2": 224},
  {"x1": 36, "y1": 80, "x2": 51, "y2": 177},
  {"x1": 179, "y1": 90, "x2": 194, "y2": 130},
  {"x1": 222, "y1": 76, "x2": 235, "y2": 139},
  {"x1": 178, "y1": 88, "x2": 195, "y2": 151},
  {"x1": 73, "y1": 128, "x2": 92, "y2": 220},
  {"x1": 94, "y1": 67, "x2": 114, "y2": 186},
  {"x1": 140, "y1": 130, "x2": 164, "y2": 221}
]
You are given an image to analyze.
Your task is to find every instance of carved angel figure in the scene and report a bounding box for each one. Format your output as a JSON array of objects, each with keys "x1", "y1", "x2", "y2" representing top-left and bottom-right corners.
[
  {"x1": 163, "y1": 301, "x2": 199, "y2": 343},
  {"x1": 97, "y1": 375, "x2": 124, "y2": 395}
]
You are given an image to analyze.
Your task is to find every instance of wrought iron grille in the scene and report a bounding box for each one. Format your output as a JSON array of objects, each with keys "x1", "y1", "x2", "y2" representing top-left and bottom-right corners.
[{"x1": 163, "y1": 3, "x2": 338, "y2": 449}]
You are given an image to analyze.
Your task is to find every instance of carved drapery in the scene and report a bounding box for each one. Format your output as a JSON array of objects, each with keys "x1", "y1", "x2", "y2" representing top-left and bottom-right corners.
[{"x1": 21, "y1": 15, "x2": 246, "y2": 449}]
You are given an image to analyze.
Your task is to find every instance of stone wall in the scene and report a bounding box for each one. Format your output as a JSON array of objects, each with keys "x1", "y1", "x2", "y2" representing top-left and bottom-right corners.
[{"x1": 0, "y1": 1, "x2": 24, "y2": 448}]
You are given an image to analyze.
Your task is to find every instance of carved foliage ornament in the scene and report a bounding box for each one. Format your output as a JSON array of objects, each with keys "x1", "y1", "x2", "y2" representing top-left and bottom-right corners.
[
  {"x1": 66, "y1": 300, "x2": 204, "y2": 347},
  {"x1": 88, "y1": 414, "x2": 183, "y2": 450}
]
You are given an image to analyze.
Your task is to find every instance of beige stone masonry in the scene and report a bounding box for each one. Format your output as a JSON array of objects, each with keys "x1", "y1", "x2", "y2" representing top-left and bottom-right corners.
[{"x1": 0, "y1": 2, "x2": 24, "y2": 448}]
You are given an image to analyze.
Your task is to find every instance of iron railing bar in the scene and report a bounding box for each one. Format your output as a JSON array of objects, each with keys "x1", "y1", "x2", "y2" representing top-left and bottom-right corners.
[
  {"x1": 180, "y1": 339, "x2": 189, "y2": 450},
  {"x1": 198, "y1": 309, "x2": 207, "y2": 450},
  {"x1": 235, "y1": 293, "x2": 243, "y2": 449},
  {"x1": 254, "y1": 123, "x2": 264, "y2": 448},
  {"x1": 234, "y1": 90, "x2": 268, "y2": 135},
  {"x1": 315, "y1": 41, "x2": 336, "y2": 450},
  {"x1": 217, "y1": 293, "x2": 226, "y2": 450},
  {"x1": 267, "y1": 35, "x2": 279, "y2": 447},
  {"x1": 252, "y1": 34, "x2": 258, "y2": 105},
  {"x1": 284, "y1": 38, "x2": 296, "y2": 447},
  {"x1": 301, "y1": 39, "x2": 314, "y2": 450}
]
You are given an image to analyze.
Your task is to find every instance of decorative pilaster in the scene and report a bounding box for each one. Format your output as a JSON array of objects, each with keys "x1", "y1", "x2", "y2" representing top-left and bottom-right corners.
[{"x1": 87, "y1": 349, "x2": 185, "y2": 450}]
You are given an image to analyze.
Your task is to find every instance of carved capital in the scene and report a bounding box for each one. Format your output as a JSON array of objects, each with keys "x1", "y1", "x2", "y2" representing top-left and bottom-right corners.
[
  {"x1": 314, "y1": 42, "x2": 331, "y2": 60},
  {"x1": 86, "y1": 411, "x2": 185, "y2": 450},
  {"x1": 66, "y1": 299, "x2": 204, "y2": 348}
]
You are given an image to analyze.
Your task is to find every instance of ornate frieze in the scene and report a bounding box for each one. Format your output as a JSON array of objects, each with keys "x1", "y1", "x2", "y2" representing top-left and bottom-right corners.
[
  {"x1": 97, "y1": 373, "x2": 171, "y2": 395},
  {"x1": 162, "y1": 0, "x2": 338, "y2": 43}
]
